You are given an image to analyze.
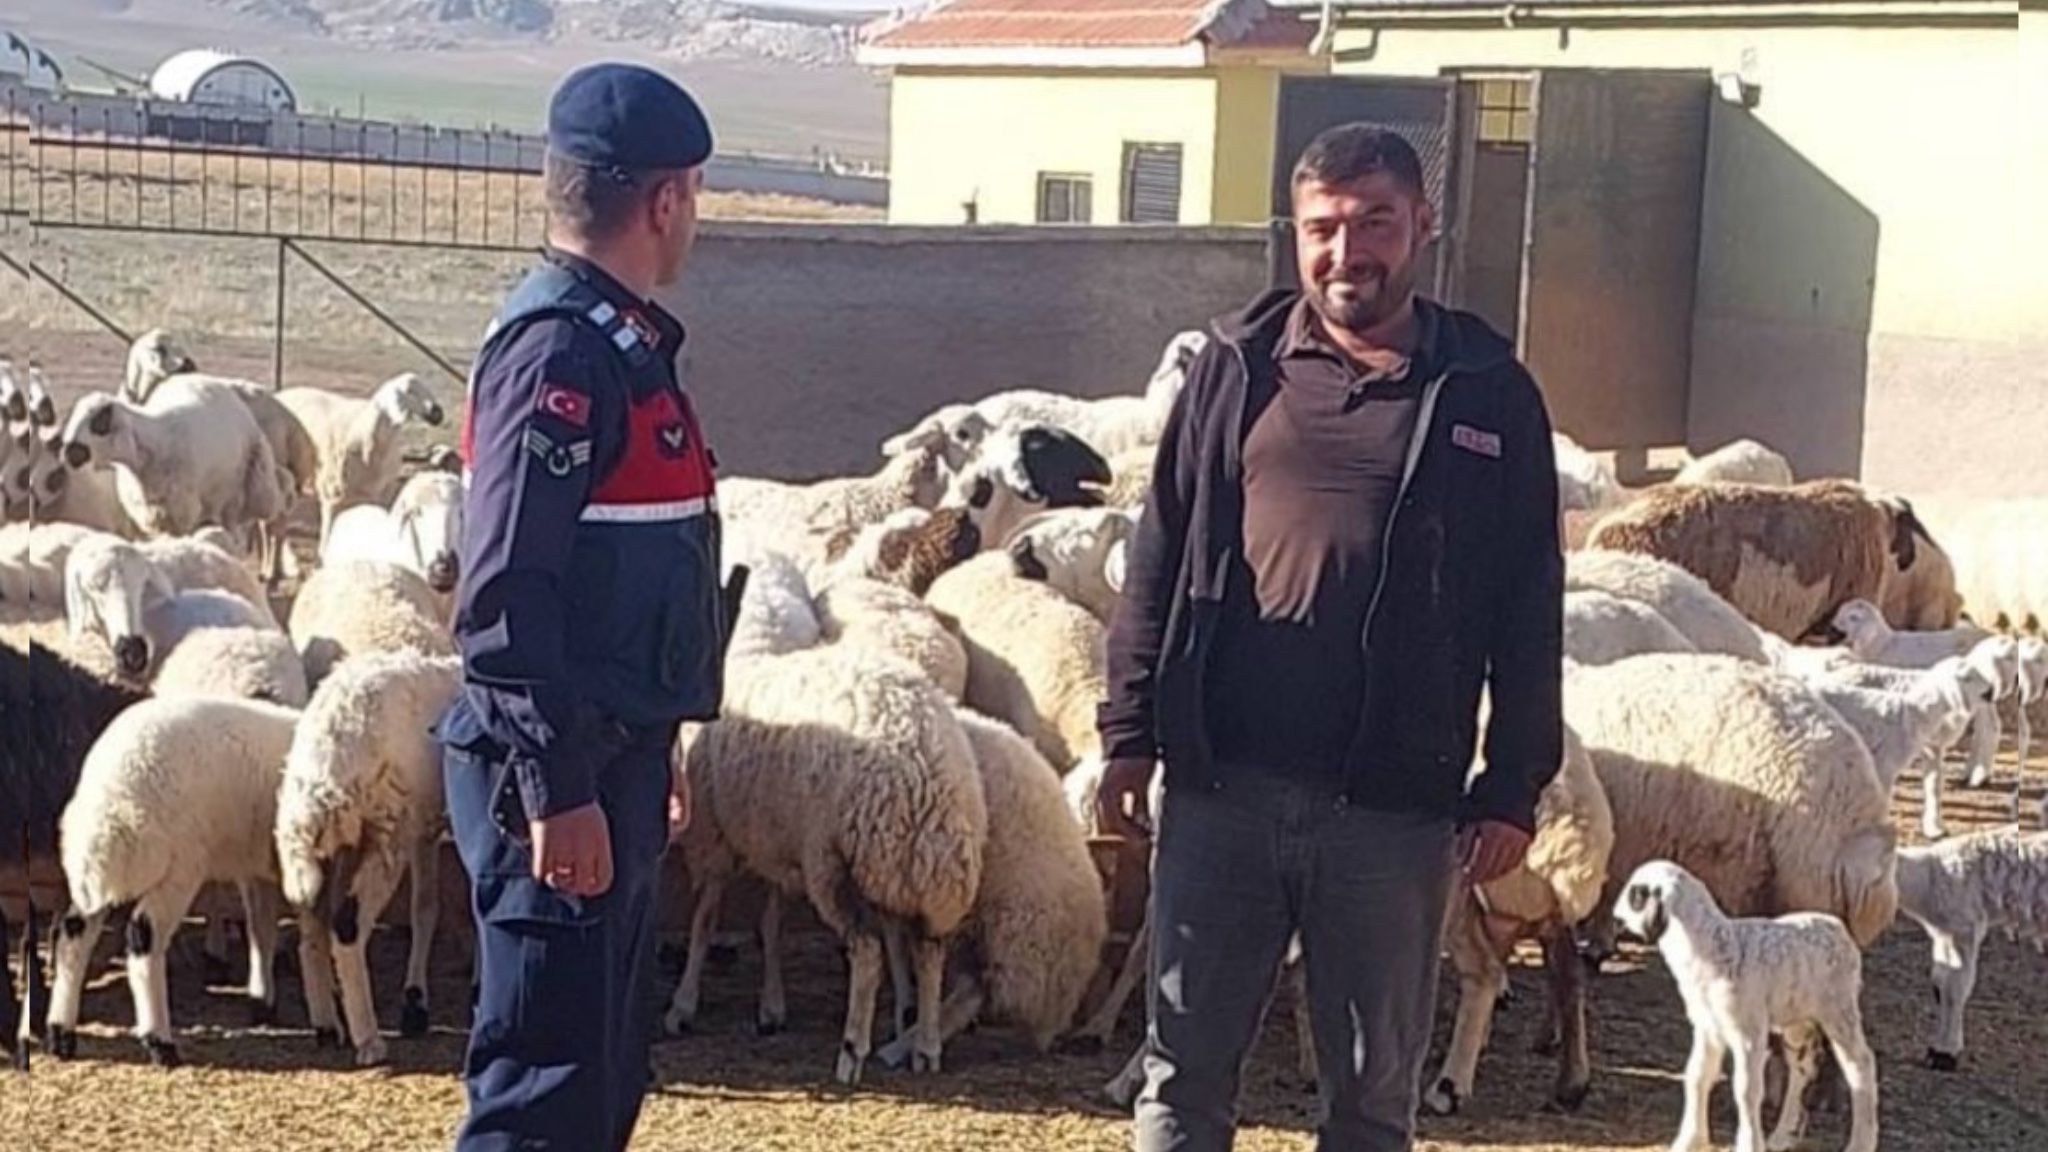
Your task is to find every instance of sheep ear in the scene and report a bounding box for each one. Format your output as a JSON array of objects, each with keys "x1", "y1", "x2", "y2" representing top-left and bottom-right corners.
[{"x1": 1007, "y1": 535, "x2": 1048, "y2": 581}]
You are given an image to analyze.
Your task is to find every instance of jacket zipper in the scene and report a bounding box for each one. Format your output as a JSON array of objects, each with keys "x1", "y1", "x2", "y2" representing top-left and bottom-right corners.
[{"x1": 1360, "y1": 370, "x2": 1450, "y2": 654}]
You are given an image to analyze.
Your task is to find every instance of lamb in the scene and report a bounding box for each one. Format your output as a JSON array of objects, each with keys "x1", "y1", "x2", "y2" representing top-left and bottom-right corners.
[
  {"x1": 937, "y1": 422, "x2": 1114, "y2": 553},
  {"x1": 1003, "y1": 506, "x2": 1137, "y2": 624},
  {"x1": 0, "y1": 521, "x2": 104, "y2": 608},
  {"x1": 874, "y1": 709, "x2": 1108, "y2": 1067},
  {"x1": 1613, "y1": 860, "x2": 1878, "y2": 1152},
  {"x1": 816, "y1": 506, "x2": 982, "y2": 596},
  {"x1": 1829, "y1": 597, "x2": 1992, "y2": 668},
  {"x1": 64, "y1": 535, "x2": 274, "y2": 684},
  {"x1": 323, "y1": 470, "x2": 465, "y2": 600},
  {"x1": 56, "y1": 379, "x2": 286, "y2": 544},
  {"x1": 1807, "y1": 665, "x2": 1984, "y2": 794},
  {"x1": 1893, "y1": 827, "x2": 2048, "y2": 1071},
  {"x1": 1670, "y1": 438, "x2": 1797, "y2": 487},
  {"x1": 274, "y1": 651, "x2": 463, "y2": 1066},
  {"x1": 148, "y1": 625, "x2": 310, "y2": 707},
  {"x1": 665, "y1": 647, "x2": 986, "y2": 1084},
  {"x1": 1584, "y1": 479, "x2": 1961, "y2": 641},
  {"x1": 1565, "y1": 549, "x2": 1770, "y2": 663},
  {"x1": 1562, "y1": 588, "x2": 1698, "y2": 666},
  {"x1": 45, "y1": 695, "x2": 303, "y2": 1066},
  {"x1": 274, "y1": 374, "x2": 446, "y2": 548},
  {"x1": 1815, "y1": 655, "x2": 2000, "y2": 841},
  {"x1": 120, "y1": 328, "x2": 197, "y2": 403},
  {"x1": 287, "y1": 559, "x2": 454, "y2": 688},
  {"x1": 813, "y1": 576, "x2": 969, "y2": 702},
  {"x1": 924, "y1": 550, "x2": 1108, "y2": 772}
]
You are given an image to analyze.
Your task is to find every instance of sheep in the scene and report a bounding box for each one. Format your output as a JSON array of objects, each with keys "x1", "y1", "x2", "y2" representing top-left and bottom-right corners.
[
  {"x1": 275, "y1": 651, "x2": 463, "y2": 1066},
  {"x1": 274, "y1": 374, "x2": 446, "y2": 549},
  {"x1": 1562, "y1": 588, "x2": 1699, "y2": 666},
  {"x1": 56, "y1": 378, "x2": 286, "y2": 544},
  {"x1": 323, "y1": 470, "x2": 464, "y2": 604},
  {"x1": 924, "y1": 550, "x2": 1108, "y2": 773},
  {"x1": 1815, "y1": 655, "x2": 2000, "y2": 841},
  {"x1": 45, "y1": 695, "x2": 303, "y2": 1067},
  {"x1": 937, "y1": 421, "x2": 1114, "y2": 553},
  {"x1": 1584, "y1": 479, "x2": 1961, "y2": 641},
  {"x1": 1565, "y1": 549, "x2": 1770, "y2": 663},
  {"x1": 1613, "y1": 860, "x2": 1878, "y2": 1152},
  {"x1": 1564, "y1": 654, "x2": 1900, "y2": 954},
  {"x1": 718, "y1": 429, "x2": 957, "y2": 557},
  {"x1": 1093, "y1": 444, "x2": 1157, "y2": 510},
  {"x1": 64, "y1": 535, "x2": 274, "y2": 684},
  {"x1": 1903, "y1": 495, "x2": 2048, "y2": 634},
  {"x1": 1807, "y1": 664, "x2": 1985, "y2": 795},
  {"x1": 874, "y1": 708, "x2": 1108, "y2": 1068},
  {"x1": 2013, "y1": 637, "x2": 2047, "y2": 823},
  {"x1": 135, "y1": 533, "x2": 276, "y2": 626},
  {"x1": 721, "y1": 546, "x2": 822, "y2": 661},
  {"x1": 1002, "y1": 506, "x2": 1137, "y2": 624},
  {"x1": 148, "y1": 625, "x2": 310, "y2": 707},
  {"x1": 1828, "y1": 597, "x2": 1993, "y2": 668},
  {"x1": 18, "y1": 430, "x2": 142, "y2": 537},
  {"x1": 207, "y1": 376, "x2": 321, "y2": 584},
  {"x1": 286, "y1": 559, "x2": 454, "y2": 688},
  {"x1": 813, "y1": 576, "x2": 969, "y2": 702},
  {"x1": 0, "y1": 521, "x2": 105, "y2": 608},
  {"x1": 1670, "y1": 438, "x2": 1796, "y2": 487},
  {"x1": 816, "y1": 506, "x2": 983, "y2": 596},
  {"x1": 665, "y1": 647, "x2": 986, "y2": 1084},
  {"x1": 120, "y1": 328, "x2": 196, "y2": 403},
  {"x1": 1061, "y1": 755, "x2": 1165, "y2": 1060},
  {"x1": 1893, "y1": 827, "x2": 2048, "y2": 1071}
]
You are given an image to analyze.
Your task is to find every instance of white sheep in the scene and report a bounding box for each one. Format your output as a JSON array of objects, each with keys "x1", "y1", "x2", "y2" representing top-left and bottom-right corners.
[
  {"x1": 1808, "y1": 663, "x2": 1985, "y2": 794},
  {"x1": 56, "y1": 379, "x2": 285, "y2": 543},
  {"x1": 135, "y1": 532, "x2": 276, "y2": 627},
  {"x1": 717, "y1": 432, "x2": 957, "y2": 567},
  {"x1": 120, "y1": 328, "x2": 196, "y2": 403},
  {"x1": 1670, "y1": 438, "x2": 1797, "y2": 487},
  {"x1": 19, "y1": 426, "x2": 144, "y2": 537},
  {"x1": 323, "y1": 470, "x2": 465, "y2": 604},
  {"x1": 148, "y1": 625, "x2": 310, "y2": 708},
  {"x1": 665, "y1": 647, "x2": 986, "y2": 1084},
  {"x1": 813, "y1": 576, "x2": 969, "y2": 702},
  {"x1": 1830, "y1": 597, "x2": 1993, "y2": 668},
  {"x1": 721, "y1": 546, "x2": 822, "y2": 661},
  {"x1": 1001, "y1": 506, "x2": 1136, "y2": 624},
  {"x1": 937, "y1": 421, "x2": 1114, "y2": 554},
  {"x1": 274, "y1": 374, "x2": 446, "y2": 549},
  {"x1": 1613, "y1": 860, "x2": 1878, "y2": 1152},
  {"x1": 1894, "y1": 826, "x2": 2048, "y2": 1071},
  {"x1": 1565, "y1": 549, "x2": 1770, "y2": 663},
  {"x1": 1562, "y1": 588, "x2": 1699, "y2": 666},
  {"x1": 875, "y1": 708, "x2": 1107, "y2": 1068},
  {"x1": 287, "y1": 559, "x2": 454, "y2": 688},
  {"x1": 1816, "y1": 655, "x2": 2000, "y2": 841},
  {"x1": 275, "y1": 650, "x2": 463, "y2": 1066},
  {"x1": 924, "y1": 550, "x2": 1108, "y2": 772},
  {"x1": 64, "y1": 535, "x2": 273, "y2": 684},
  {"x1": 210, "y1": 376, "x2": 321, "y2": 585},
  {"x1": 1906, "y1": 495, "x2": 2048, "y2": 634},
  {"x1": 45, "y1": 695, "x2": 303, "y2": 1067}
]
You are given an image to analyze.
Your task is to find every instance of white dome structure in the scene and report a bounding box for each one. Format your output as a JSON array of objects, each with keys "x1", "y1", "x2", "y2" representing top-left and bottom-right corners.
[{"x1": 148, "y1": 49, "x2": 295, "y2": 112}]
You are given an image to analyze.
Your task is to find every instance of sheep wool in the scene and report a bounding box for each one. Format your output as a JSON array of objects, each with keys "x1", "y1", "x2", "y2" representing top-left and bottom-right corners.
[
  {"x1": 814, "y1": 576, "x2": 969, "y2": 702},
  {"x1": 1562, "y1": 588, "x2": 1698, "y2": 666},
  {"x1": 1565, "y1": 549, "x2": 1769, "y2": 663},
  {"x1": 288, "y1": 558, "x2": 453, "y2": 688}
]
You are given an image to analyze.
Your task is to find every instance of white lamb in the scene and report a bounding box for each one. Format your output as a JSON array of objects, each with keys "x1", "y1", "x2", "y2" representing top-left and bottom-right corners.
[
  {"x1": 1002, "y1": 506, "x2": 1136, "y2": 624},
  {"x1": 46, "y1": 696, "x2": 303, "y2": 1067},
  {"x1": 136, "y1": 532, "x2": 276, "y2": 626},
  {"x1": 1671, "y1": 438, "x2": 1797, "y2": 487},
  {"x1": 1565, "y1": 549, "x2": 1770, "y2": 663},
  {"x1": 287, "y1": 558, "x2": 454, "y2": 688},
  {"x1": 275, "y1": 374, "x2": 446, "y2": 549},
  {"x1": 120, "y1": 328, "x2": 197, "y2": 403},
  {"x1": 323, "y1": 470, "x2": 465, "y2": 602},
  {"x1": 1817, "y1": 655, "x2": 2000, "y2": 841},
  {"x1": 813, "y1": 576, "x2": 968, "y2": 702},
  {"x1": 1562, "y1": 588, "x2": 1698, "y2": 666},
  {"x1": 924, "y1": 550, "x2": 1108, "y2": 773},
  {"x1": 64, "y1": 535, "x2": 274, "y2": 683},
  {"x1": 1614, "y1": 860, "x2": 1878, "y2": 1152},
  {"x1": 1894, "y1": 827, "x2": 2048, "y2": 1071},
  {"x1": 1830, "y1": 597, "x2": 1992, "y2": 668},
  {"x1": 275, "y1": 651, "x2": 463, "y2": 1066},
  {"x1": 666, "y1": 647, "x2": 986, "y2": 1084},
  {"x1": 56, "y1": 379, "x2": 285, "y2": 543},
  {"x1": 1808, "y1": 663, "x2": 1985, "y2": 794}
]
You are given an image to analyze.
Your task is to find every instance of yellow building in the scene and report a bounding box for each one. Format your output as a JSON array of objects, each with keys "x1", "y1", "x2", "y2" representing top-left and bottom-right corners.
[{"x1": 857, "y1": 0, "x2": 1325, "y2": 225}]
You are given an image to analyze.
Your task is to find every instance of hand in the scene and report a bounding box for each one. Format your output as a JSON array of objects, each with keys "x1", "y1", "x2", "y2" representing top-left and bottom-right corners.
[
  {"x1": 1095, "y1": 757, "x2": 1155, "y2": 842},
  {"x1": 667, "y1": 773, "x2": 692, "y2": 845},
  {"x1": 532, "y1": 802, "x2": 614, "y2": 897},
  {"x1": 1458, "y1": 820, "x2": 1532, "y2": 887}
]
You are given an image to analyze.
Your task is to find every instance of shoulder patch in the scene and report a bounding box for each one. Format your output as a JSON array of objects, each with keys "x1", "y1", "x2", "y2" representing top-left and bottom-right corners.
[
  {"x1": 525, "y1": 426, "x2": 593, "y2": 478},
  {"x1": 536, "y1": 384, "x2": 591, "y2": 428}
]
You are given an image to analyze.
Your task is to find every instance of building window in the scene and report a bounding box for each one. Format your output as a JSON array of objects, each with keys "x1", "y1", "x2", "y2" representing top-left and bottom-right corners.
[
  {"x1": 1121, "y1": 142, "x2": 1183, "y2": 224},
  {"x1": 1037, "y1": 173, "x2": 1093, "y2": 224},
  {"x1": 1475, "y1": 77, "x2": 1533, "y2": 145}
]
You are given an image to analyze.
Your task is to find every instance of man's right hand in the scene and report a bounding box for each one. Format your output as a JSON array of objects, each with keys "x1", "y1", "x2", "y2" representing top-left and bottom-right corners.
[
  {"x1": 1095, "y1": 757, "x2": 1156, "y2": 842},
  {"x1": 532, "y1": 802, "x2": 614, "y2": 897}
]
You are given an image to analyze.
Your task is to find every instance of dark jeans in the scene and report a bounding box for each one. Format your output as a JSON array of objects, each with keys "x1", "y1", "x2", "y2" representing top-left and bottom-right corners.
[
  {"x1": 445, "y1": 738, "x2": 670, "y2": 1152},
  {"x1": 1135, "y1": 767, "x2": 1457, "y2": 1152}
]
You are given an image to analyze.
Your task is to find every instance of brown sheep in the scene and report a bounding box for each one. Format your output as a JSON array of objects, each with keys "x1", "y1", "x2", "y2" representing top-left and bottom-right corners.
[{"x1": 1584, "y1": 479, "x2": 1959, "y2": 641}]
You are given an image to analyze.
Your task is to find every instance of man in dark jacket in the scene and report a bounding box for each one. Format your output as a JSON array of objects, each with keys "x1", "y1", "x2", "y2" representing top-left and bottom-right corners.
[{"x1": 1095, "y1": 124, "x2": 1563, "y2": 1151}]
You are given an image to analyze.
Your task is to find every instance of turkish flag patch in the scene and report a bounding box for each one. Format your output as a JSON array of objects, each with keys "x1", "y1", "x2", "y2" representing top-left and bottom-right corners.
[{"x1": 535, "y1": 384, "x2": 590, "y2": 428}]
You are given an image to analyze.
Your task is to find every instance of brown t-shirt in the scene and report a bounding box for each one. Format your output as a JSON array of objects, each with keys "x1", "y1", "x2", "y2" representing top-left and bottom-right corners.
[{"x1": 1203, "y1": 300, "x2": 1431, "y2": 777}]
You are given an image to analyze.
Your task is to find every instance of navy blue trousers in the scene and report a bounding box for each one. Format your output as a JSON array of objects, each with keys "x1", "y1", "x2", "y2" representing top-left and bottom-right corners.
[{"x1": 445, "y1": 736, "x2": 670, "y2": 1152}]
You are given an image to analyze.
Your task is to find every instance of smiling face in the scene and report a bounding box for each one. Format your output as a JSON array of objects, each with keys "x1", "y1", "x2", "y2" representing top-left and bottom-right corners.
[{"x1": 1294, "y1": 170, "x2": 1434, "y2": 337}]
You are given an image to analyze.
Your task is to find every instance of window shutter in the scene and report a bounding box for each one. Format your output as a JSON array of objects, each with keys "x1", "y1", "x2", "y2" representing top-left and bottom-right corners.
[{"x1": 1122, "y1": 143, "x2": 1182, "y2": 224}]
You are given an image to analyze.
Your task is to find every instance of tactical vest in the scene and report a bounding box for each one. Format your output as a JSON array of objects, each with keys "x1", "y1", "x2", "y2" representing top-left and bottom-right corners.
[{"x1": 463, "y1": 259, "x2": 726, "y2": 728}]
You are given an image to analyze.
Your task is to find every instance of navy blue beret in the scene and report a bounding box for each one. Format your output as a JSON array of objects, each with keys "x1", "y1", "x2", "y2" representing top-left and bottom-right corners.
[{"x1": 547, "y1": 63, "x2": 714, "y2": 174}]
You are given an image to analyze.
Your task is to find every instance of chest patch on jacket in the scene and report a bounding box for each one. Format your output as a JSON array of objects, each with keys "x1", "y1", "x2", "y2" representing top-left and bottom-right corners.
[
  {"x1": 1450, "y1": 423, "x2": 1502, "y2": 459},
  {"x1": 585, "y1": 386, "x2": 718, "y2": 521}
]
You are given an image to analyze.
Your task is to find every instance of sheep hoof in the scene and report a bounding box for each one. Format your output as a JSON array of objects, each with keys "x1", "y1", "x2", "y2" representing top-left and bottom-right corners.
[
  {"x1": 354, "y1": 1038, "x2": 389, "y2": 1068},
  {"x1": 754, "y1": 1014, "x2": 785, "y2": 1038},
  {"x1": 1926, "y1": 1048, "x2": 1960, "y2": 1073},
  {"x1": 48, "y1": 1025, "x2": 77, "y2": 1061},
  {"x1": 834, "y1": 1043, "x2": 865, "y2": 1086},
  {"x1": 313, "y1": 1027, "x2": 345, "y2": 1050},
  {"x1": 1423, "y1": 1080, "x2": 1462, "y2": 1117},
  {"x1": 663, "y1": 1008, "x2": 695, "y2": 1038},
  {"x1": 1548, "y1": 1081, "x2": 1591, "y2": 1114},
  {"x1": 143, "y1": 1035, "x2": 181, "y2": 1069},
  {"x1": 400, "y1": 987, "x2": 430, "y2": 1038},
  {"x1": 911, "y1": 1047, "x2": 941, "y2": 1075},
  {"x1": 876, "y1": 1037, "x2": 911, "y2": 1070},
  {"x1": 247, "y1": 999, "x2": 278, "y2": 1028}
]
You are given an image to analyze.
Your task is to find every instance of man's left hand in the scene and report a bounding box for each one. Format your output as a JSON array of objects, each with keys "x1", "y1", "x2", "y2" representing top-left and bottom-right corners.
[
  {"x1": 1458, "y1": 820, "x2": 1533, "y2": 886},
  {"x1": 667, "y1": 774, "x2": 692, "y2": 844}
]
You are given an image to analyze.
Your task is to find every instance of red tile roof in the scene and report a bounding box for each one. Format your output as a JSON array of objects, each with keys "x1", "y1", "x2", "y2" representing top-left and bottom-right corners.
[{"x1": 864, "y1": 0, "x2": 1306, "y2": 52}]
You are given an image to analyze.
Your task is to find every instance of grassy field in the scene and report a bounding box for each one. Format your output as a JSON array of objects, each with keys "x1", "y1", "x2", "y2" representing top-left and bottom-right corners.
[{"x1": 5, "y1": 769, "x2": 2045, "y2": 1151}]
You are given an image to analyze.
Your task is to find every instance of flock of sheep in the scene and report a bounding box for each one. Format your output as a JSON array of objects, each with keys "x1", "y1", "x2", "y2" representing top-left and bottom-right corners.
[{"x1": 3, "y1": 324, "x2": 2046, "y2": 1152}]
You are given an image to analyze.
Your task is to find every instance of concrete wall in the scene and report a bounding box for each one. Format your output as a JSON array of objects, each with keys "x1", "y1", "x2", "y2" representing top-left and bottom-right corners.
[
  {"x1": 1326, "y1": 14, "x2": 2046, "y2": 500},
  {"x1": 654, "y1": 223, "x2": 1273, "y2": 479}
]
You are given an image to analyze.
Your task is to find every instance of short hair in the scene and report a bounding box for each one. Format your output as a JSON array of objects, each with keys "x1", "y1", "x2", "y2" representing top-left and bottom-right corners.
[
  {"x1": 1290, "y1": 124, "x2": 1427, "y2": 203},
  {"x1": 543, "y1": 149, "x2": 683, "y2": 240}
]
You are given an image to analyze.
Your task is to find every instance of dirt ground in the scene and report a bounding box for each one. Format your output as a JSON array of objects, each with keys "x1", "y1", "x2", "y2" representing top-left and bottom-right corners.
[{"x1": 5, "y1": 761, "x2": 2044, "y2": 1152}]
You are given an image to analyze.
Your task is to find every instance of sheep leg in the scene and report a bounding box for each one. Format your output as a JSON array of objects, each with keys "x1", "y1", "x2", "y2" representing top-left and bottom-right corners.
[
  {"x1": 757, "y1": 886, "x2": 787, "y2": 1035},
  {"x1": 1425, "y1": 897, "x2": 1507, "y2": 1117},
  {"x1": 879, "y1": 973, "x2": 987, "y2": 1069},
  {"x1": 1544, "y1": 926, "x2": 1593, "y2": 1112},
  {"x1": 335, "y1": 858, "x2": 405, "y2": 1067},
  {"x1": 45, "y1": 906, "x2": 108, "y2": 1061},
  {"x1": 907, "y1": 929, "x2": 947, "y2": 1074},
  {"x1": 1821, "y1": 1006, "x2": 1881, "y2": 1152},
  {"x1": 1966, "y1": 704, "x2": 2000, "y2": 789},
  {"x1": 1670, "y1": 1028, "x2": 1724, "y2": 1152},
  {"x1": 239, "y1": 881, "x2": 281, "y2": 1025},
  {"x1": 1073, "y1": 907, "x2": 1150, "y2": 1047},
  {"x1": 663, "y1": 871, "x2": 725, "y2": 1036},
  {"x1": 1920, "y1": 758, "x2": 1950, "y2": 841},
  {"x1": 1102, "y1": 1038, "x2": 1147, "y2": 1109},
  {"x1": 1765, "y1": 1025, "x2": 1820, "y2": 1151},
  {"x1": 1729, "y1": 1033, "x2": 1768, "y2": 1152},
  {"x1": 129, "y1": 880, "x2": 201, "y2": 1068},
  {"x1": 836, "y1": 928, "x2": 883, "y2": 1086},
  {"x1": 400, "y1": 837, "x2": 439, "y2": 1039},
  {"x1": 881, "y1": 918, "x2": 914, "y2": 1043},
  {"x1": 2012, "y1": 709, "x2": 2031, "y2": 823},
  {"x1": 1926, "y1": 927, "x2": 1981, "y2": 1070},
  {"x1": 297, "y1": 913, "x2": 344, "y2": 1047}
]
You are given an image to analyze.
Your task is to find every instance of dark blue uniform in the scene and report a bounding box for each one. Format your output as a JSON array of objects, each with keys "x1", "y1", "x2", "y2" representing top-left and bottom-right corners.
[{"x1": 434, "y1": 61, "x2": 722, "y2": 1152}]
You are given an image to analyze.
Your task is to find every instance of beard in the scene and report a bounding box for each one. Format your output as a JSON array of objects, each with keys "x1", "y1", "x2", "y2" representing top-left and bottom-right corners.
[{"x1": 1308, "y1": 256, "x2": 1419, "y2": 335}]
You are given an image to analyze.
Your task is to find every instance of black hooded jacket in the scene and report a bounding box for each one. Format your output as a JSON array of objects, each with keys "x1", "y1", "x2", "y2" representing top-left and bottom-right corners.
[{"x1": 1096, "y1": 290, "x2": 1565, "y2": 832}]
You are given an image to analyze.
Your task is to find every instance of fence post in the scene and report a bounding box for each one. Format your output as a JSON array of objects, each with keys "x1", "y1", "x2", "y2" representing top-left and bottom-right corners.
[{"x1": 273, "y1": 236, "x2": 288, "y2": 390}]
